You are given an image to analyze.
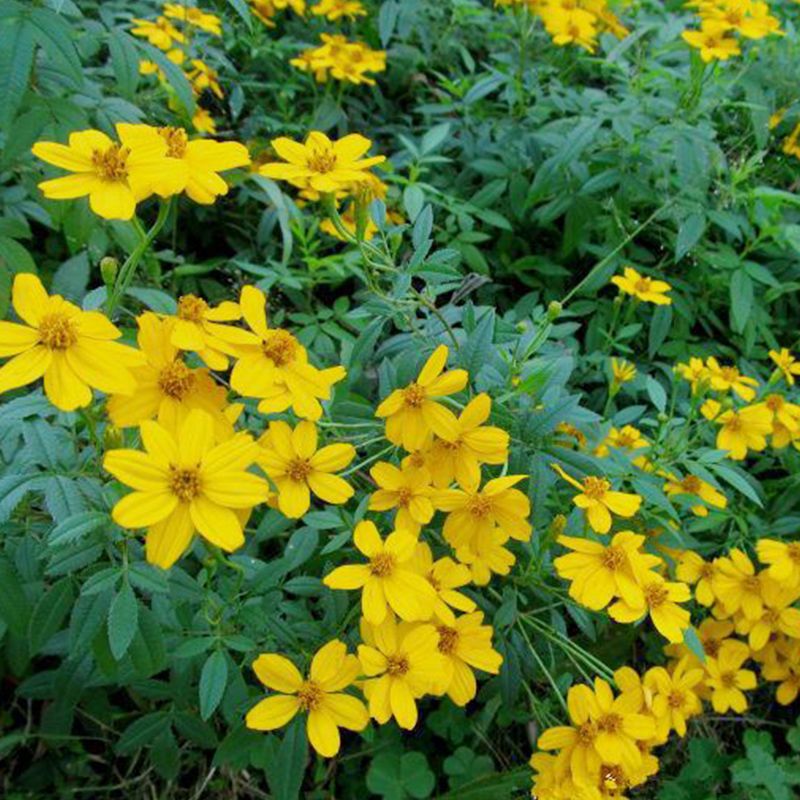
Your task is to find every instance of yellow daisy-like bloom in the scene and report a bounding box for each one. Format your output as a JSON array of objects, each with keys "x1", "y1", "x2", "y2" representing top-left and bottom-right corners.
[
  {"x1": 192, "y1": 107, "x2": 217, "y2": 136},
  {"x1": 257, "y1": 420, "x2": 355, "y2": 518},
  {"x1": 610, "y1": 267, "x2": 672, "y2": 305},
  {"x1": 0, "y1": 274, "x2": 143, "y2": 411},
  {"x1": 116, "y1": 124, "x2": 250, "y2": 205},
  {"x1": 543, "y1": 8, "x2": 598, "y2": 52},
  {"x1": 703, "y1": 640, "x2": 756, "y2": 713},
  {"x1": 763, "y1": 393, "x2": 800, "y2": 432},
  {"x1": 31, "y1": 126, "x2": 186, "y2": 220},
  {"x1": 713, "y1": 403, "x2": 772, "y2": 460},
  {"x1": 311, "y1": 0, "x2": 367, "y2": 21},
  {"x1": 358, "y1": 615, "x2": 443, "y2": 729},
  {"x1": 646, "y1": 657, "x2": 704, "y2": 739},
  {"x1": 376, "y1": 344, "x2": 468, "y2": 451},
  {"x1": 409, "y1": 542, "x2": 476, "y2": 625},
  {"x1": 553, "y1": 531, "x2": 661, "y2": 611},
  {"x1": 323, "y1": 521, "x2": 436, "y2": 624},
  {"x1": 712, "y1": 549, "x2": 766, "y2": 621},
  {"x1": 431, "y1": 612, "x2": 503, "y2": 706},
  {"x1": 675, "y1": 356, "x2": 711, "y2": 392},
  {"x1": 663, "y1": 472, "x2": 727, "y2": 517},
  {"x1": 104, "y1": 410, "x2": 270, "y2": 568},
  {"x1": 609, "y1": 575, "x2": 691, "y2": 644},
  {"x1": 705, "y1": 357, "x2": 759, "y2": 401},
  {"x1": 425, "y1": 393, "x2": 509, "y2": 489},
  {"x1": 551, "y1": 463, "x2": 642, "y2": 535},
  {"x1": 454, "y1": 527, "x2": 516, "y2": 586},
  {"x1": 682, "y1": 24, "x2": 741, "y2": 62},
  {"x1": 595, "y1": 425, "x2": 649, "y2": 458},
  {"x1": 169, "y1": 293, "x2": 251, "y2": 371},
  {"x1": 260, "y1": 131, "x2": 385, "y2": 194},
  {"x1": 230, "y1": 286, "x2": 346, "y2": 420},
  {"x1": 163, "y1": 3, "x2": 222, "y2": 35},
  {"x1": 735, "y1": 579, "x2": 800, "y2": 651},
  {"x1": 433, "y1": 474, "x2": 531, "y2": 550},
  {"x1": 245, "y1": 639, "x2": 368, "y2": 757},
  {"x1": 757, "y1": 538, "x2": 800, "y2": 590},
  {"x1": 770, "y1": 348, "x2": 800, "y2": 386},
  {"x1": 611, "y1": 357, "x2": 636, "y2": 386},
  {"x1": 368, "y1": 461, "x2": 434, "y2": 536},
  {"x1": 675, "y1": 551, "x2": 719, "y2": 606},
  {"x1": 130, "y1": 16, "x2": 185, "y2": 49},
  {"x1": 106, "y1": 312, "x2": 231, "y2": 438},
  {"x1": 187, "y1": 59, "x2": 224, "y2": 99}
]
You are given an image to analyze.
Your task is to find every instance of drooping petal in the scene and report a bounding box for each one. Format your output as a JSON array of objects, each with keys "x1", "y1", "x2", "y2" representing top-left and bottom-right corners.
[
  {"x1": 252, "y1": 654, "x2": 303, "y2": 692},
  {"x1": 189, "y1": 495, "x2": 244, "y2": 552},
  {"x1": 245, "y1": 695, "x2": 300, "y2": 731}
]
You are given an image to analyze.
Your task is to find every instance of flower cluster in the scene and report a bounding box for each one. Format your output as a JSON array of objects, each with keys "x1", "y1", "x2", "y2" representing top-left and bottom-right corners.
[
  {"x1": 290, "y1": 34, "x2": 386, "y2": 85},
  {"x1": 682, "y1": 0, "x2": 783, "y2": 62},
  {"x1": 250, "y1": 0, "x2": 307, "y2": 27}
]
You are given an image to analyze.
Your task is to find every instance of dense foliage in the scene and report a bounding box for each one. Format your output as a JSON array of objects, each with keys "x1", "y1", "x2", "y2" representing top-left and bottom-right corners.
[{"x1": 1, "y1": 0, "x2": 800, "y2": 798}]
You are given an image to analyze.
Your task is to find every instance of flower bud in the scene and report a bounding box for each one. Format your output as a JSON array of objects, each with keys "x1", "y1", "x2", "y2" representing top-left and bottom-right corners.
[
  {"x1": 100, "y1": 257, "x2": 119, "y2": 287},
  {"x1": 103, "y1": 423, "x2": 124, "y2": 450},
  {"x1": 547, "y1": 301, "x2": 562, "y2": 321}
]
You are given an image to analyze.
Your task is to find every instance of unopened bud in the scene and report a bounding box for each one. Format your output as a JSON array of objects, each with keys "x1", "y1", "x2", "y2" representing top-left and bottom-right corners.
[
  {"x1": 549, "y1": 514, "x2": 567, "y2": 538},
  {"x1": 103, "y1": 423, "x2": 124, "y2": 450},
  {"x1": 100, "y1": 257, "x2": 119, "y2": 287},
  {"x1": 657, "y1": 412, "x2": 669, "y2": 423},
  {"x1": 547, "y1": 301, "x2": 562, "y2": 321}
]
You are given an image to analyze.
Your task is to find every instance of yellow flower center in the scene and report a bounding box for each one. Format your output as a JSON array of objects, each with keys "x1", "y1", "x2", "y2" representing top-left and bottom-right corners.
[
  {"x1": 788, "y1": 543, "x2": 800, "y2": 564},
  {"x1": 158, "y1": 360, "x2": 196, "y2": 400},
  {"x1": 436, "y1": 625, "x2": 459, "y2": 656},
  {"x1": 644, "y1": 583, "x2": 669, "y2": 609},
  {"x1": 600, "y1": 546, "x2": 625, "y2": 571},
  {"x1": 386, "y1": 654, "x2": 410, "y2": 676},
  {"x1": 466, "y1": 494, "x2": 492, "y2": 518},
  {"x1": 680, "y1": 476, "x2": 702, "y2": 494},
  {"x1": 396, "y1": 487, "x2": 413, "y2": 508},
  {"x1": 667, "y1": 690, "x2": 685, "y2": 709},
  {"x1": 582, "y1": 476, "x2": 610, "y2": 500},
  {"x1": 286, "y1": 458, "x2": 312, "y2": 483},
  {"x1": 169, "y1": 466, "x2": 201, "y2": 502},
  {"x1": 369, "y1": 552, "x2": 396, "y2": 578},
  {"x1": 297, "y1": 680, "x2": 324, "y2": 711},
  {"x1": 634, "y1": 278, "x2": 652, "y2": 294},
  {"x1": 765, "y1": 394, "x2": 784, "y2": 412},
  {"x1": 723, "y1": 415, "x2": 742, "y2": 433},
  {"x1": 159, "y1": 126, "x2": 188, "y2": 158},
  {"x1": 718, "y1": 366, "x2": 740, "y2": 383},
  {"x1": 743, "y1": 575, "x2": 760, "y2": 593},
  {"x1": 765, "y1": 609, "x2": 781, "y2": 626},
  {"x1": 577, "y1": 721, "x2": 597, "y2": 745},
  {"x1": 93, "y1": 145, "x2": 130, "y2": 181},
  {"x1": 438, "y1": 438, "x2": 461, "y2": 452},
  {"x1": 703, "y1": 638, "x2": 721, "y2": 658},
  {"x1": 262, "y1": 329, "x2": 298, "y2": 366},
  {"x1": 307, "y1": 149, "x2": 337, "y2": 173},
  {"x1": 699, "y1": 562, "x2": 715, "y2": 581},
  {"x1": 38, "y1": 312, "x2": 78, "y2": 350},
  {"x1": 720, "y1": 671, "x2": 737, "y2": 689},
  {"x1": 614, "y1": 432, "x2": 637, "y2": 448},
  {"x1": 601, "y1": 765, "x2": 628, "y2": 790},
  {"x1": 178, "y1": 294, "x2": 208, "y2": 322},
  {"x1": 599, "y1": 713, "x2": 622, "y2": 734},
  {"x1": 402, "y1": 383, "x2": 426, "y2": 408}
]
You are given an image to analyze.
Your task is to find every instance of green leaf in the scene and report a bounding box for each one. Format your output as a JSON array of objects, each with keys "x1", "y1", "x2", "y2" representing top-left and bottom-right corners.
[
  {"x1": 116, "y1": 712, "x2": 170, "y2": 755},
  {"x1": 138, "y1": 42, "x2": 195, "y2": 114},
  {"x1": 48, "y1": 510, "x2": 109, "y2": 547},
  {"x1": 107, "y1": 29, "x2": 140, "y2": 99},
  {"x1": 730, "y1": 269, "x2": 753, "y2": 334},
  {"x1": 0, "y1": 13, "x2": 34, "y2": 130},
  {"x1": 107, "y1": 582, "x2": 138, "y2": 660},
  {"x1": 367, "y1": 751, "x2": 436, "y2": 800},
  {"x1": 29, "y1": 7, "x2": 84, "y2": 86},
  {"x1": 266, "y1": 715, "x2": 308, "y2": 800},
  {"x1": 674, "y1": 213, "x2": 706, "y2": 261},
  {"x1": 403, "y1": 186, "x2": 425, "y2": 222},
  {"x1": 0, "y1": 556, "x2": 31, "y2": 637},
  {"x1": 645, "y1": 375, "x2": 667, "y2": 413},
  {"x1": 199, "y1": 650, "x2": 228, "y2": 721},
  {"x1": 28, "y1": 578, "x2": 74, "y2": 654},
  {"x1": 225, "y1": 0, "x2": 252, "y2": 27}
]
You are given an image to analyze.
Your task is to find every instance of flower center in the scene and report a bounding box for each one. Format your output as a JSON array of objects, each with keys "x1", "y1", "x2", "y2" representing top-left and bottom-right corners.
[
  {"x1": 178, "y1": 294, "x2": 208, "y2": 322},
  {"x1": 436, "y1": 625, "x2": 459, "y2": 656},
  {"x1": 577, "y1": 721, "x2": 597, "y2": 745},
  {"x1": 644, "y1": 583, "x2": 669, "y2": 608},
  {"x1": 667, "y1": 690, "x2": 685, "y2": 709},
  {"x1": 723, "y1": 415, "x2": 742, "y2": 433},
  {"x1": 720, "y1": 671, "x2": 737, "y2": 689},
  {"x1": 681, "y1": 476, "x2": 702, "y2": 494},
  {"x1": 601, "y1": 546, "x2": 625, "y2": 571},
  {"x1": 599, "y1": 713, "x2": 622, "y2": 734},
  {"x1": 765, "y1": 609, "x2": 781, "y2": 626},
  {"x1": 169, "y1": 466, "x2": 201, "y2": 502},
  {"x1": 369, "y1": 552, "x2": 396, "y2": 578},
  {"x1": 466, "y1": 494, "x2": 492, "y2": 518},
  {"x1": 634, "y1": 278, "x2": 651, "y2": 294},
  {"x1": 396, "y1": 487, "x2": 413, "y2": 508},
  {"x1": 601, "y1": 765, "x2": 628, "y2": 790},
  {"x1": 307, "y1": 149, "x2": 337, "y2": 173},
  {"x1": 158, "y1": 360, "x2": 195, "y2": 400},
  {"x1": 297, "y1": 680, "x2": 324, "y2": 711},
  {"x1": 703, "y1": 638, "x2": 721, "y2": 658},
  {"x1": 261, "y1": 330, "x2": 298, "y2": 367},
  {"x1": 765, "y1": 394, "x2": 784, "y2": 412},
  {"x1": 159, "y1": 126, "x2": 188, "y2": 158},
  {"x1": 699, "y1": 562, "x2": 715, "y2": 580},
  {"x1": 743, "y1": 576, "x2": 760, "y2": 593},
  {"x1": 386, "y1": 655, "x2": 409, "y2": 676},
  {"x1": 718, "y1": 366, "x2": 739, "y2": 383},
  {"x1": 402, "y1": 383, "x2": 426, "y2": 408},
  {"x1": 92, "y1": 145, "x2": 130, "y2": 181},
  {"x1": 286, "y1": 458, "x2": 312, "y2": 483},
  {"x1": 788, "y1": 544, "x2": 800, "y2": 564},
  {"x1": 615, "y1": 432, "x2": 637, "y2": 448},
  {"x1": 39, "y1": 312, "x2": 78, "y2": 350},
  {"x1": 582, "y1": 476, "x2": 610, "y2": 500}
]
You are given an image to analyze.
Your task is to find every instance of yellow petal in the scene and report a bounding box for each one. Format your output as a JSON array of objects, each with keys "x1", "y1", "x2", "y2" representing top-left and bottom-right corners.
[
  {"x1": 104, "y1": 450, "x2": 169, "y2": 491},
  {"x1": 0, "y1": 345, "x2": 51, "y2": 394},
  {"x1": 43, "y1": 352, "x2": 92, "y2": 411},
  {"x1": 252, "y1": 654, "x2": 303, "y2": 692},
  {"x1": 145, "y1": 503, "x2": 195, "y2": 568},
  {"x1": 112, "y1": 490, "x2": 178, "y2": 528},
  {"x1": 189, "y1": 495, "x2": 244, "y2": 552},
  {"x1": 245, "y1": 695, "x2": 300, "y2": 731}
]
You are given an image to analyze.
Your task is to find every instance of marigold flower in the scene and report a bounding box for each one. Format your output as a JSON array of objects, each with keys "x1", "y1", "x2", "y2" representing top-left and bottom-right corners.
[
  {"x1": 104, "y1": 410, "x2": 269, "y2": 568},
  {"x1": 770, "y1": 348, "x2": 800, "y2": 385},
  {"x1": 595, "y1": 425, "x2": 649, "y2": 458},
  {"x1": 192, "y1": 107, "x2": 217, "y2": 135},
  {"x1": 713, "y1": 403, "x2": 772, "y2": 460},
  {"x1": 163, "y1": 3, "x2": 222, "y2": 35},
  {"x1": 187, "y1": 59, "x2": 224, "y2": 98},
  {"x1": 703, "y1": 640, "x2": 756, "y2": 712},
  {"x1": 543, "y1": 8, "x2": 598, "y2": 52},
  {"x1": 409, "y1": 542, "x2": 476, "y2": 625},
  {"x1": 609, "y1": 575, "x2": 691, "y2": 644},
  {"x1": 0, "y1": 274, "x2": 144, "y2": 411},
  {"x1": 260, "y1": 131, "x2": 385, "y2": 194},
  {"x1": 551, "y1": 463, "x2": 641, "y2": 535},
  {"x1": 323, "y1": 521, "x2": 436, "y2": 624},
  {"x1": 454, "y1": 527, "x2": 516, "y2": 585},
  {"x1": 675, "y1": 551, "x2": 719, "y2": 606},
  {"x1": 682, "y1": 23, "x2": 741, "y2": 62},
  {"x1": 663, "y1": 472, "x2": 726, "y2": 517},
  {"x1": 675, "y1": 356, "x2": 711, "y2": 392},
  {"x1": 368, "y1": 461, "x2": 434, "y2": 535},
  {"x1": 230, "y1": 286, "x2": 346, "y2": 420},
  {"x1": 610, "y1": 267, "x2": 672, "y2": 305},
  {"x1": 375, "y1": 344, "x2": 468, "y2": 451},
  {"x1": 258, "y1": 420, "x2": 355, "y2": 518},
  {"x1": 311, "y1": 0, "x2": 367, "y2": 21},
  {"x1": 712, "y1": 549, "x2": 766, "y2": 620},
  {"x1": 245, "y1": 640, "x2": 368, "y2": 757},
  {"x1": 735, "y1": 579, "x2": 800, "y2": 651},
  {"x1": 611, "y1": 357, "x2": 636, "y2": 386},
  {"x1": 646, "y1": 658, "x2": 704, "y2": 739},
  {"x1": 358, "y1": 615, "x2": 443, "y2": 729},
  {"x1": 106, "y1": 312, "x2": 231, "y2": 437},
  {"x1": 757, "y1": 539, "x2": 800, "y2": 590},
  {"x1": 130, "y1": 16, "x2": 185, "y2": 49},
  {"x1": 705, "y1": 357, "x2": 759, "y2": 401},
  {"x1": 761, "y1": 393, "x2": 800, "y2": 435},
  {"x1": 31, "y1": 126, "x2": 186, "y2": 220}
]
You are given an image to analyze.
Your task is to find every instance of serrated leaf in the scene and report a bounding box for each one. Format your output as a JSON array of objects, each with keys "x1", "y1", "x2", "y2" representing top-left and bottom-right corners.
[
  {"x1": 0, "y1": 14, "x2": 34, "y2": 130},
  {"x1": 48, "y1": 510, "x2": 108, "y2": 547},
  {"x1": 28, "y1": 578, "x2": 73, "y2": 654},
  {"x1": 107, "y1": 582, "x2": 138, "y2": 660}
]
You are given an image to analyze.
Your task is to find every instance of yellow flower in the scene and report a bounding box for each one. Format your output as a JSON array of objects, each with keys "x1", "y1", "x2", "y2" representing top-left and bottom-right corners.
[
  {"x1": 433, "y1": 474, "x2": 531, "y2": 550},
  {"x1": 646, "y1": 658, "x2": 704, "y2": 739},
  {"x1": 169, "y1": 293, "x2": 250, "y2": 370},
  {"x1": 703, "y1": 640, "x2": 755, "y2": 712},
  {"x1": 192, "y1": 107, "x2": 217, "y2": 135},
  {"x1": 594, "y1": 425, "x2": 649, "y2": 458},
  {"x1": 712, "y1": 549, "x2": 766, "y2": 620},
  {"x1": 610, "y1": 267, "x2": 672, "y2": 305},
  {"x1": 770, "y1": 348, "x2": 800, "y2": 385},
  {"x1": 311, "y1": 0, "x2": 367, "y2": 21},
  {"x1": 292, "y1": 35, "x2": 386, "y2": 85},
  {"x1": 713, "y1": 403, "x2": 773, "y2": 460},
  {"x1": 611, "y1": 357, "x2": 636, "y2": 385},
  {"x1": 609, "y1": 575, "x2": 691, "y2": 643},
  {"x1": 705, "y1": 357, "x2": 759, "y2": 401},
  {"x1": 0, "y1": 274, "x2": 143, "y2": 411},
  {"x1": 104, "y1": 410, "x2": 270, "y2": 568},
  {"x1": 375, "y1": 344, "x2": 467, "y2": 451},
  {"x1": 245, "y1": 640, "x2": 368, "y2": 757},
  {"x1": 368, "y1": 461, "x2": 434, "y2": 535},
  {"x1": 762, "y1": 393, "x2": 800, "y2": 432},
  {"x1": 106, "y1": 312, "x2": 230, "y2": 437},
  {"x1": 31, "y1": 126, "x2": 186, "y2": 220},
  {"x1": 543, "y1": 8, "x2": 598, "y2": 52},
  {"x1": 432, "y1": 612, "x2": 502, "y2": 706},
  {"x1": 675, "y1": 356, "x2": 711, "y2": 392},
  {"x1": 408, "y1": 542, "x2": 476, "y2": 625},
  {"x1": 130, "y1": 16, "x2": 185, "y2": 49},
  {"x1": 663, "y1": 472, "x2": 726, "y2": 517},
  {"x1": 115, "y1": 124, "x2": 250, "y2": 204},
  {"x1": 358, "y1": 615, "x2": 443, "y2": 729},
  {"x1": 551, "y1": 463, "x2": 642, "y2": 534},
  {"x1": 757, "y1": 538, "x2": 800, "y2": 590},
  {"x1": 251, "y1": 0, "x2": 305, "y2": 26},
  {"x1": 163, "y1": 3, "x2": 222, "y2": 35},
  {"x1": 323, "y1": 521, "x2": 436, "y2": 623},
  {"x1": 187, "y1": 59, "x2": 224, "y2": 99},
  {"x1": 682, "y1": 23, "x2": 741, "y2": 62},
  {"x1": 454, "y1": 528, "x2": 516, "y2": 585},
  {"x1": 675, "y1": 551, "x2": 718, "y2": 606},
  {"x1": 257, "y1": 420, "x2": 355, "y2": 518},
  {"x1": 554, "y1": 531, "x2": 661, "y2": 611},
  {"x1": 424, "y1": 393, "x2": 509, "y2": 489},
  {"x1": 260, "y1": 131, "x2": 385, "y2": 194},
  {"x1": 230, "y1": 286, "x2": 346, "y2": 420},
  {"x1": 735, "y1": 579, "x2": 800, "y2": 651}
]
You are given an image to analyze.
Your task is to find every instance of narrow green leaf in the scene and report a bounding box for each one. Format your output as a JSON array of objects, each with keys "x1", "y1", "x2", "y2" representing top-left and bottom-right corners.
[
  {"x1": 199, "y1": 650, "x2": 228, "y2": 720},
  {"x1": 107, "y1": 582, "x2": 138, "y2": 660},
  {"x1": 28, "y1": 578, "x2": 74, "y2": 654}
]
